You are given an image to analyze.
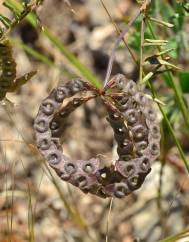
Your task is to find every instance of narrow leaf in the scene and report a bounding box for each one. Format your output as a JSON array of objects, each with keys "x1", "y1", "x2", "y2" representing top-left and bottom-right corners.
[
  {"x1": 149, "y1": 17, "x2": 174, "y2": 28},
  {"x1": 0, "y1": 14, "x2": 12, "y2": 28}
]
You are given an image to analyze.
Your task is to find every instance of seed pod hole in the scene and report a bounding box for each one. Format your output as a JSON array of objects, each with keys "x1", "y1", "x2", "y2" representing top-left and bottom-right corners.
[
  {"x1": 83, "y1": 163, "x2": 94, "y2": 174},
  {"x1": 116, "y1": 126, "x2": 127, "y2": 135},
  {"x1": 135, "y1": 92, "x2": 147, "y2": 105},
  {"x1": 101, "y1": 172, "x2": 107, "y2": 179},
  {"x1": 114, "y1": 183, "x2": 128, "y2": 198},
  {"x1": 73, "y1": 98, "x2": 81, "y2": 106},
  {"x1": 125, "y1": 109, "x2": 138, "y2": 125},
  {"x1": 47, "y1": 151, "x2": 61, "y2": 165},
  {"x1": 38, "y1": 138, "x2": 51, "y2": 150},
  {"x1": 121, "y1": 139, "x2": 132, "y2": 148},
  {"x1": 145, "y1": 107, "x2": 156, "y2": 121},
  {"x1": 151, "y1": 125, "x2": 160, "y2": 139},
  {"x1": 129, "y1": 176, "x2": 138, "y2": 187},
  {"x1": 132, "y1": 125, "x2": 147, "y2": 141},
  {"x1": 5, "y1": 60, "x2": 12, "y2": 65},
  {"x1": 140, "y1": 157, "x2": 150, "y2": 172},
  {"x1": 110, "y1": 112, "x2": 121, "y2": 120},
  {"x1": 120, "y1": 154, "x2": 133, "y2": 161},
  {"x1": 50, "y1": 121, "x2": 59, "y2": 130},
  {"x1": 126, "y1": 80, "x2": 137, "y2": 95},
  {"x1": 64, "y1": 162, "x2": 77, "y2": 174},
  {"x1": 116, "y1": 79, "x2": 124, "y2": 89},
  {"x1": 124, "y1": 164, "x2": 135, "y2": 177},
  {"x1": 71, "y1": 79, "x2": 84, "y2": 93},
  {"x1": 76, "y1": 176, "x2": 87, "y2": 188},
  {"x1": 5, "y1": 71, "x2": 13, "y2": 77},
  {"x1": 42, "y1": 100, "x2": 55, "y2": 115},
  {"x1": 55, "y1": 86, "x2": 68, "y2": 102},
  {"x1": 136, "y1": 141, "x2": 148, "y2": 156},
  {"x1": 35, "y1": 119, "x2": 48, "y2": 133},
  {"x1": 119, "y1": 96, "x2": 128, "y2": 105},
  {"x1": 150, "y1": 142, "x2": 160, "y2": 156}
]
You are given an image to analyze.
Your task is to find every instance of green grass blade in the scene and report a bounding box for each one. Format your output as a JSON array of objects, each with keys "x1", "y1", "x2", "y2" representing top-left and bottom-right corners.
[
  {"x1": 6, "y1": 0, "x2": 102, "y2": 88},
  {"x1": 157, "y1": 227, "x2": 189, "y2": 242},
  {"x1": 11, "y1": 38, "x2": 73, "y2": 77}
]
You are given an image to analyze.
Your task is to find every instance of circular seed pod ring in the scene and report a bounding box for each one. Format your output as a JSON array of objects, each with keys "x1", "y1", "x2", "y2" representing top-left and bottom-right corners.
[{"x1": 34, "y1": 75, "x2": 161, "y2": 199}]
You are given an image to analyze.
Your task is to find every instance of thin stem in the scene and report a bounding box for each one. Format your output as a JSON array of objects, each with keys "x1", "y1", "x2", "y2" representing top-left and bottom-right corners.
[
  {"x1": 149, "y1": 82, "x2": 189, "y2": 173},
  {"x1": 105, "y1": 198, "x2": 114, "y2": 242},
  {"x1": 99, "y1": 0, "x2": 137, "y2": 65},
  {"x1": 104, "y1": 9, "x2": 141, "y2": 87},
  {"x1": 139, "y1": 16, "x2": 145, "y2": 83},
  {"x1": 157, "y1": 227, "x2": 189, "y2": 242}
]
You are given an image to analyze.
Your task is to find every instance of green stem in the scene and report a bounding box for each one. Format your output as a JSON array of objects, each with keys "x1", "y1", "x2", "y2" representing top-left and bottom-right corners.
[
  {"x1": 149, "y1": 82, "x2": 189, "y2": 173},
  {"x1": 157, "y1": 227, "x2": 189, "y2": 242}
]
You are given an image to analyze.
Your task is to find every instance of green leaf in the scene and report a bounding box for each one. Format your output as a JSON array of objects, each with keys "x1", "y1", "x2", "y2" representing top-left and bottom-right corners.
[{"x1": 178, "y1": 72, "x2": 189, "y2": 93}]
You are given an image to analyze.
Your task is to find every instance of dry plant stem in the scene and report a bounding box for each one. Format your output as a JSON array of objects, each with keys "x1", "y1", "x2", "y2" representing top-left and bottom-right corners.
[
  {"x1": 139, "y1": 16, "x2": 145, "y2": 83},
  {"x1": 104, "y1": 10, "x2": 141, "y2": 87},
  {"x1": 105, "y1": 198, "x2": 114, "y2": 242},
  {"x1": 158, "y1": 161, "x2": 168, "y2": 238},
  {"x1": 157, "y1": 129, "x2": 168, "y2": 238},
  {"x1": 146, "y1": 19, "x2": 189, "y2": 133},
  {"x1": 99, "y1": 0, "x2": 137, "y2": 65},
  {"x1": 10, "y1": 160, "x2": 16, "y2": 239},
  {"x1": 18, "y1": 154, "x2": 35, "y2": 242}
]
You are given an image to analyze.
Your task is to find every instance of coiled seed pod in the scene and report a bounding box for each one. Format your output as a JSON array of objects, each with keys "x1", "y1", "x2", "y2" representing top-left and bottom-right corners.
[{"x1": 34, "y1": 74, "x2": 161, "y2": 199}]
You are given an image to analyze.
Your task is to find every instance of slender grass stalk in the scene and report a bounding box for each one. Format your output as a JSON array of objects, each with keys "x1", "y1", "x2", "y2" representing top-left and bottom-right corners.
[
  {"x1": 157, "y1": 227, "x2": 189, "y2": 242},
  {"x1": 6, "y1": 0, "x2": 102, "y2": 88},
  {"x1": 99, "y1": 0, "x2": 137, "y2": 65},
  {"x1": 18, "y1": 154, "x2": 35, "y2": 242},
  {"x1": 10, "y1": 160, "x2": 16, "y2": 242},
  {"x1": 27, "y1": 186, "x2": 35, "y2": 242},
  {"x1": 149, "y1": 82, "x2": 189, "y2": 173},
  {"x1": 3, "y1": 146, "x2": 11, "y2": 242},
  {"x1": 11, "y1": 38, "x2": 73, "y2": 78},
  {"x1": 105, "y1": 198, "x2": 114, "y2": 242},
  {"x1": 139, "y1": 16, "x2": 145, "y2": 83}
]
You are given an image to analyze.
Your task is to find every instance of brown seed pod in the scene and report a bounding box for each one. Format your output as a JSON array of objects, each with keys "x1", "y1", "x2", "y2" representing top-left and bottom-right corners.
[{"x1": 34, "y1": 74, "x2": 161, "y2": 198}]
